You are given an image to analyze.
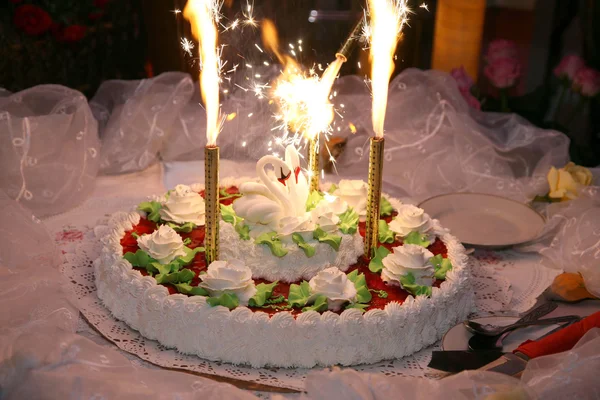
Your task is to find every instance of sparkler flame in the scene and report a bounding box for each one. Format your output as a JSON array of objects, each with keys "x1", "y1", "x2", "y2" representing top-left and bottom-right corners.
[
  {"x1": 368, "y1": 0, "x2": 409, "y2": 138},
  {"x1": 184, "y1": 0, "x2": 223, "y2": 146},
  {"x1": 262, "y1": 20, "x2": 340, "y2": 142}
]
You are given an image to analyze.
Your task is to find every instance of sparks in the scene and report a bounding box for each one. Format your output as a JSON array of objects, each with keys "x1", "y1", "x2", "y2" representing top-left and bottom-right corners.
[
  {"x1": 420, "y1": 2, "x2": 429, "y2": 11},
  {"x1": 172, "y1": 9, "x2": 181, "y2": 14},
  {"x1": 184, "y1": 0, "x2": 223, "y2": 146},
  {"x1": 242, "y1": 0, "x2": 258, "y2": 27},
  {"x1": 254, "y1": 43, "x2": 264, "y2": 53},
  {"x1": 180, "y1": 37, "x2": 195, "y2": 57},
  {"x1": 225, "y1": 19, "x2": 239, "y2": 31},
  {"x1": 367, "y1": 0, "x2": 408, "y2": 138}
]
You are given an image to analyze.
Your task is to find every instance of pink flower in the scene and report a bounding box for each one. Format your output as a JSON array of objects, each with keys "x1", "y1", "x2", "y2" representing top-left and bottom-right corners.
[
  {"x1": 573, "y1": 67, "x2": 600, "y2": 97},
  {"x1": 554, "y1": 55, "x2": 586, "y2": 81},
  {"x1": 486, "y1": 39, "x2": 518, "y2": 63},
  {"x1": 460, "y1": 89, "x2": 481, "y2": 110},
  {"x1": 484, "y1": 57, "x2": 521, "y2": 89},
  {"x1": 450, "y1": 66, "x2": 474, "y2": 92}
]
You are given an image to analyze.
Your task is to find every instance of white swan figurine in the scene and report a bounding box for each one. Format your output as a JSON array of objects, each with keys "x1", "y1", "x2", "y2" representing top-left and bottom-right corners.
[{"x1": 233, "y1": 145, "x2": 310, "y2": 229}]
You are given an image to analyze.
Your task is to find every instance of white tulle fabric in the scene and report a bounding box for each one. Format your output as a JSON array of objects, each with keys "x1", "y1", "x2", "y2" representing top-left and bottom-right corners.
[
  {"x1": 0, "y1": 85, "x2": 100, "y2": 217},
  {"x1": 90, "y1": 72, "x2": 194, "y2": 174},
  {"x1": 524, "y1": 180, "x2": 600, "y2": 297}
]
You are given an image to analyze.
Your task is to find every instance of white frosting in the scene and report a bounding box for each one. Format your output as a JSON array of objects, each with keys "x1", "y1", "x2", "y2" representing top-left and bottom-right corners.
[
  {"x1": 333, "y1": 180, "x2": 368, "y2": 219},
  {"x1": 199, "y1": 259, "x2": 257, "y2": 305},
  {"x1": 278, "y1": 214, "x2": 315, "y2": 237},
  {"x1": 159, "y1": 184, "x2": 206, "y2": 225},
  {"x1": 308, "y1": 267, "x2": 357, "y2": 311},
  {"x1": 220, "y1": 222, "x2": 364, "y2": 283},
  {"x1": 137, "y1": 225, "x2": 186, "y2": 264},
  {"x1": 388, "y1": 204, "x2": 433, "y2": 237},
  {"x1": 381, "y1": 244, "x2": 435, "y2": 287},
  {"x1": 95, "y1": 181, "x2": 475, "y2": 368}
]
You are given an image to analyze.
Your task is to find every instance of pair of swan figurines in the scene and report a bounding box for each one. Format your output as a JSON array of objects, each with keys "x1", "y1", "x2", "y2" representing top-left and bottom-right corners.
[{"x1": 233, "y1": 145, "x2": 314, "y2": 231}]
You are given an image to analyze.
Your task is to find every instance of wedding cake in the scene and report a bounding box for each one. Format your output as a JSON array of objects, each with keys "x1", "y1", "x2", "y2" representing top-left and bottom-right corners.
[{"x1": 95, "y1": 145, "x2": 473, "y2": 368}]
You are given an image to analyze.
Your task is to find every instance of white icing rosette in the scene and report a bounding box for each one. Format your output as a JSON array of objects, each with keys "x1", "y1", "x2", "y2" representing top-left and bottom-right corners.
[
  {"x1": 313, "y1": 211, "x2": 339, "y2": 233},
  {"x1": 278, "y1": 214, "x2": 315, "y2": 238},
  {"x1": 310, "y1": 193, "x2": 347, "y2": 233},
  {"x1": 308, "y1": 267, "x2": 357, "y2": 311},
  {"x1": 388, "y1": 204, "x2": 432, "y2": 237},
  {"x1": 381, "y1": 244, "x2": 435, "y2": 287},
  {"x1": 159, "y1": 184, "x2": 206, "y2": 225},
  {"x1": 199, "y1": 259, "x2": 257, "y2": 305},
  {"x1": 333, "y1": 180, "x2": 368, "y2": 218},
  {"x1": 137, "y1": 225, "x2": 187, "y2": 264}
]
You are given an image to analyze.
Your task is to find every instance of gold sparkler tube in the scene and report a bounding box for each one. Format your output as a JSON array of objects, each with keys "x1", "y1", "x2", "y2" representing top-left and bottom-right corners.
[
  {"x1": 204, "y1": 145, "x2": 220, "y2": 264},
  {"x1": 335, "y1": 18, "x2": 365, "y2": 62},
  {"x1": 364, "y1": 137, "x2": 385, "y2": 259},
  {"x1": 308, "y1": 137, "x2": 320, "y2": 192}
]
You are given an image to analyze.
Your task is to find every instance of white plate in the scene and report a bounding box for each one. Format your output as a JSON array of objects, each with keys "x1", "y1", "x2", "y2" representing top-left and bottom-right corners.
[
  {"x1": 442, "y1": 316, "x2": 561, "y2": 353},
  {"x1": 419, "y1": 193, "x2": 545, "y2": 249}
]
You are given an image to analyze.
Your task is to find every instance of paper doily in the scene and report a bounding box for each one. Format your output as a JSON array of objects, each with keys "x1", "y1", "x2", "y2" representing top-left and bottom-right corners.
[{"x1": 59, "y1": 220, "x2": 514, "y2": 392}]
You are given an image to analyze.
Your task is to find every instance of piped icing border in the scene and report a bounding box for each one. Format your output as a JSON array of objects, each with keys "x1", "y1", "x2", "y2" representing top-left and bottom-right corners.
[{"x1": 94, "y1": 182, "x2": 475, "y2": 368}]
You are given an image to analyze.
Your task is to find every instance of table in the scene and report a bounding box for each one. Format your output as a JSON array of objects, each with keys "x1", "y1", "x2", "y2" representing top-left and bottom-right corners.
[{"x1": 33, "y1": 160, "x2": 599, "y2": 397}]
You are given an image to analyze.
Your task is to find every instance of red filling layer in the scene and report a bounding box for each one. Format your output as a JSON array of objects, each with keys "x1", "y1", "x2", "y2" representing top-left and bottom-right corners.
[{"x1": 119, "y1": 186, "x2": 449, "y2": 316}]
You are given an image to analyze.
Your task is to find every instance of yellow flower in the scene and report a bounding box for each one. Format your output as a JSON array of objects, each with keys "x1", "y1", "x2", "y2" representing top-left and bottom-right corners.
[
  {"x1": 564, "y1": 162, "x2": 593, "y2": 186},
  {"x1": 547, "y1": 162, "x2": 593, "y2": 201}
]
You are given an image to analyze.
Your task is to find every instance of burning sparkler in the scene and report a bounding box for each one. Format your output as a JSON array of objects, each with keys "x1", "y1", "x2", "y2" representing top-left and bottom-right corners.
[
  {"x1": 184, "y1": 0, "x2": 223, "y2": 264},
  {"x1": 262, "y1": 20, "x2": 351, "y2": 192},
  {"x1": 364, "y1": 0, "x2": 408, "y2": 258}
]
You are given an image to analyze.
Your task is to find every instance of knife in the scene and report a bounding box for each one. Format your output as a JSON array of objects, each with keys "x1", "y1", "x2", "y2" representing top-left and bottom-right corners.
[{"x1": 429, "y1": 311, "x2": 600, "y2": 374}]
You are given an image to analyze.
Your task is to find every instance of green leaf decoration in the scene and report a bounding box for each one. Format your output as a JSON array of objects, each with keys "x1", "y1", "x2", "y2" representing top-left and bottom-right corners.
[
  {"x1": 173, "y1": 282, "x2": 209, "y2": 296},
  {"x1": 167, "y1": 222, "x2": 196, "y2": 233},
  {"x1": 124, "y1": 249, "x2": 153, "y2": 268},
  {"x1": 399, "y1": 272, "x2": 433, "y2": 297},
  {"x1": 235, "y1": 223, "x2": 250, "y2": 241},
  {"x1": 255, "y1": 231, "x2": 289, "y2": 257},
  {"x1": 149, "y1": 261, "x2": 173, "y2": 275},
  {"x1": 346, "y1": 269, "x2": 372, "y2": 304},
  {"x1": 378, "y1": 219, "x2": 395, "y2": 244},
  {"x1": 183, "y1": 237, "x2": 192, "y2": 245},
  {"x1": 155, "y1": 268, "x2": 195, "y2": 285},
  {"x1": 137, "y1": 201, "x2": 162, "y2": 223},
  {"x1": 313, "y1": 227, "x2": 342, "y2": 251},
  {"x1": 265, "y1": 295, "x2": 286, "y2": 304},
  {"x1": 403, "y1": 231, "x2": 431, "y2": 247},
  {"x1": 262, "y1": 304, "x2": 293, "y2": 311},
  {"x1": 337, "y1": 207, "x2": 359, "y2": 235},
  {"x1": 292, "y1": 233, "x2": 316, "y2": 257},
  {"x1": 288, "y1": 281, "x2": 312, "y2": 308},
  {"x1": 219, "y1": 188, "x2": 243, "y2": 201},
  {"x1": 206, "y1": 292, "x2": 240, "y2": 310},
  {"x1": 248, "y1": 281, "x2": 279, "y2": 307},
  {"x1": 131, "y1": 232, "x2": 140, "y2": 239},
  {"x1": 306, "y1": 190, "x2": 325, "y2": 211},
  {"x1": 221, "y1": 204, "x2": 250, "y2": 241},
  {"x1": 380, "y1": 196, "x2": 394, "y2": 217},
  {"x1": 345, "y1": 303, "x2": 369, "y2": 313},
  {"x1": 430, "y1": 254, "x2": 453, "y2": 280},
  {"x1": 328, "y1": 184, "x2": 338, "y2": 194},
  {"x1": 220, "y1": 203, "x2": 240, "y2": 225},
  {"x1": 368, "y1": 246, "x2": 391, "y2": 273},
  {"x1": 178, "y1": 246, "x2": 205, "y2": 265},
  {"x1": 302, "y1": 295, "x2": 329, "y2": 313},
  {"x1": 370, "y1": 289, "x2": 388, "y2": 298}
]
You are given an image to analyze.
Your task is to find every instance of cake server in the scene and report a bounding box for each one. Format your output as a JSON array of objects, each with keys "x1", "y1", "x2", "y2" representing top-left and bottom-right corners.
[{"x1": 428, "y1": 311, "x2": 600, "y2": 374}]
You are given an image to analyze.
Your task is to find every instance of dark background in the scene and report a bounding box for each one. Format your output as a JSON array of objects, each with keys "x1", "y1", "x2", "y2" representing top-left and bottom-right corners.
[{"x1": 1, "y1": 0, "x2": 599, "y2": 166}]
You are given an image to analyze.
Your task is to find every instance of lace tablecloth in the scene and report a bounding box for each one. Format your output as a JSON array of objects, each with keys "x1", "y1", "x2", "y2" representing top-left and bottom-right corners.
[{"x1": 44, "y1": 163, "x2": 560, "y2": 392}]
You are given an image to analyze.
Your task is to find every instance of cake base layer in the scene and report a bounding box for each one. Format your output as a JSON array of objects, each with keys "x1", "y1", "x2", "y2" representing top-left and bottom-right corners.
[{"x1": 94, "y1": 186, "x2": 474, "y2": 368}]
